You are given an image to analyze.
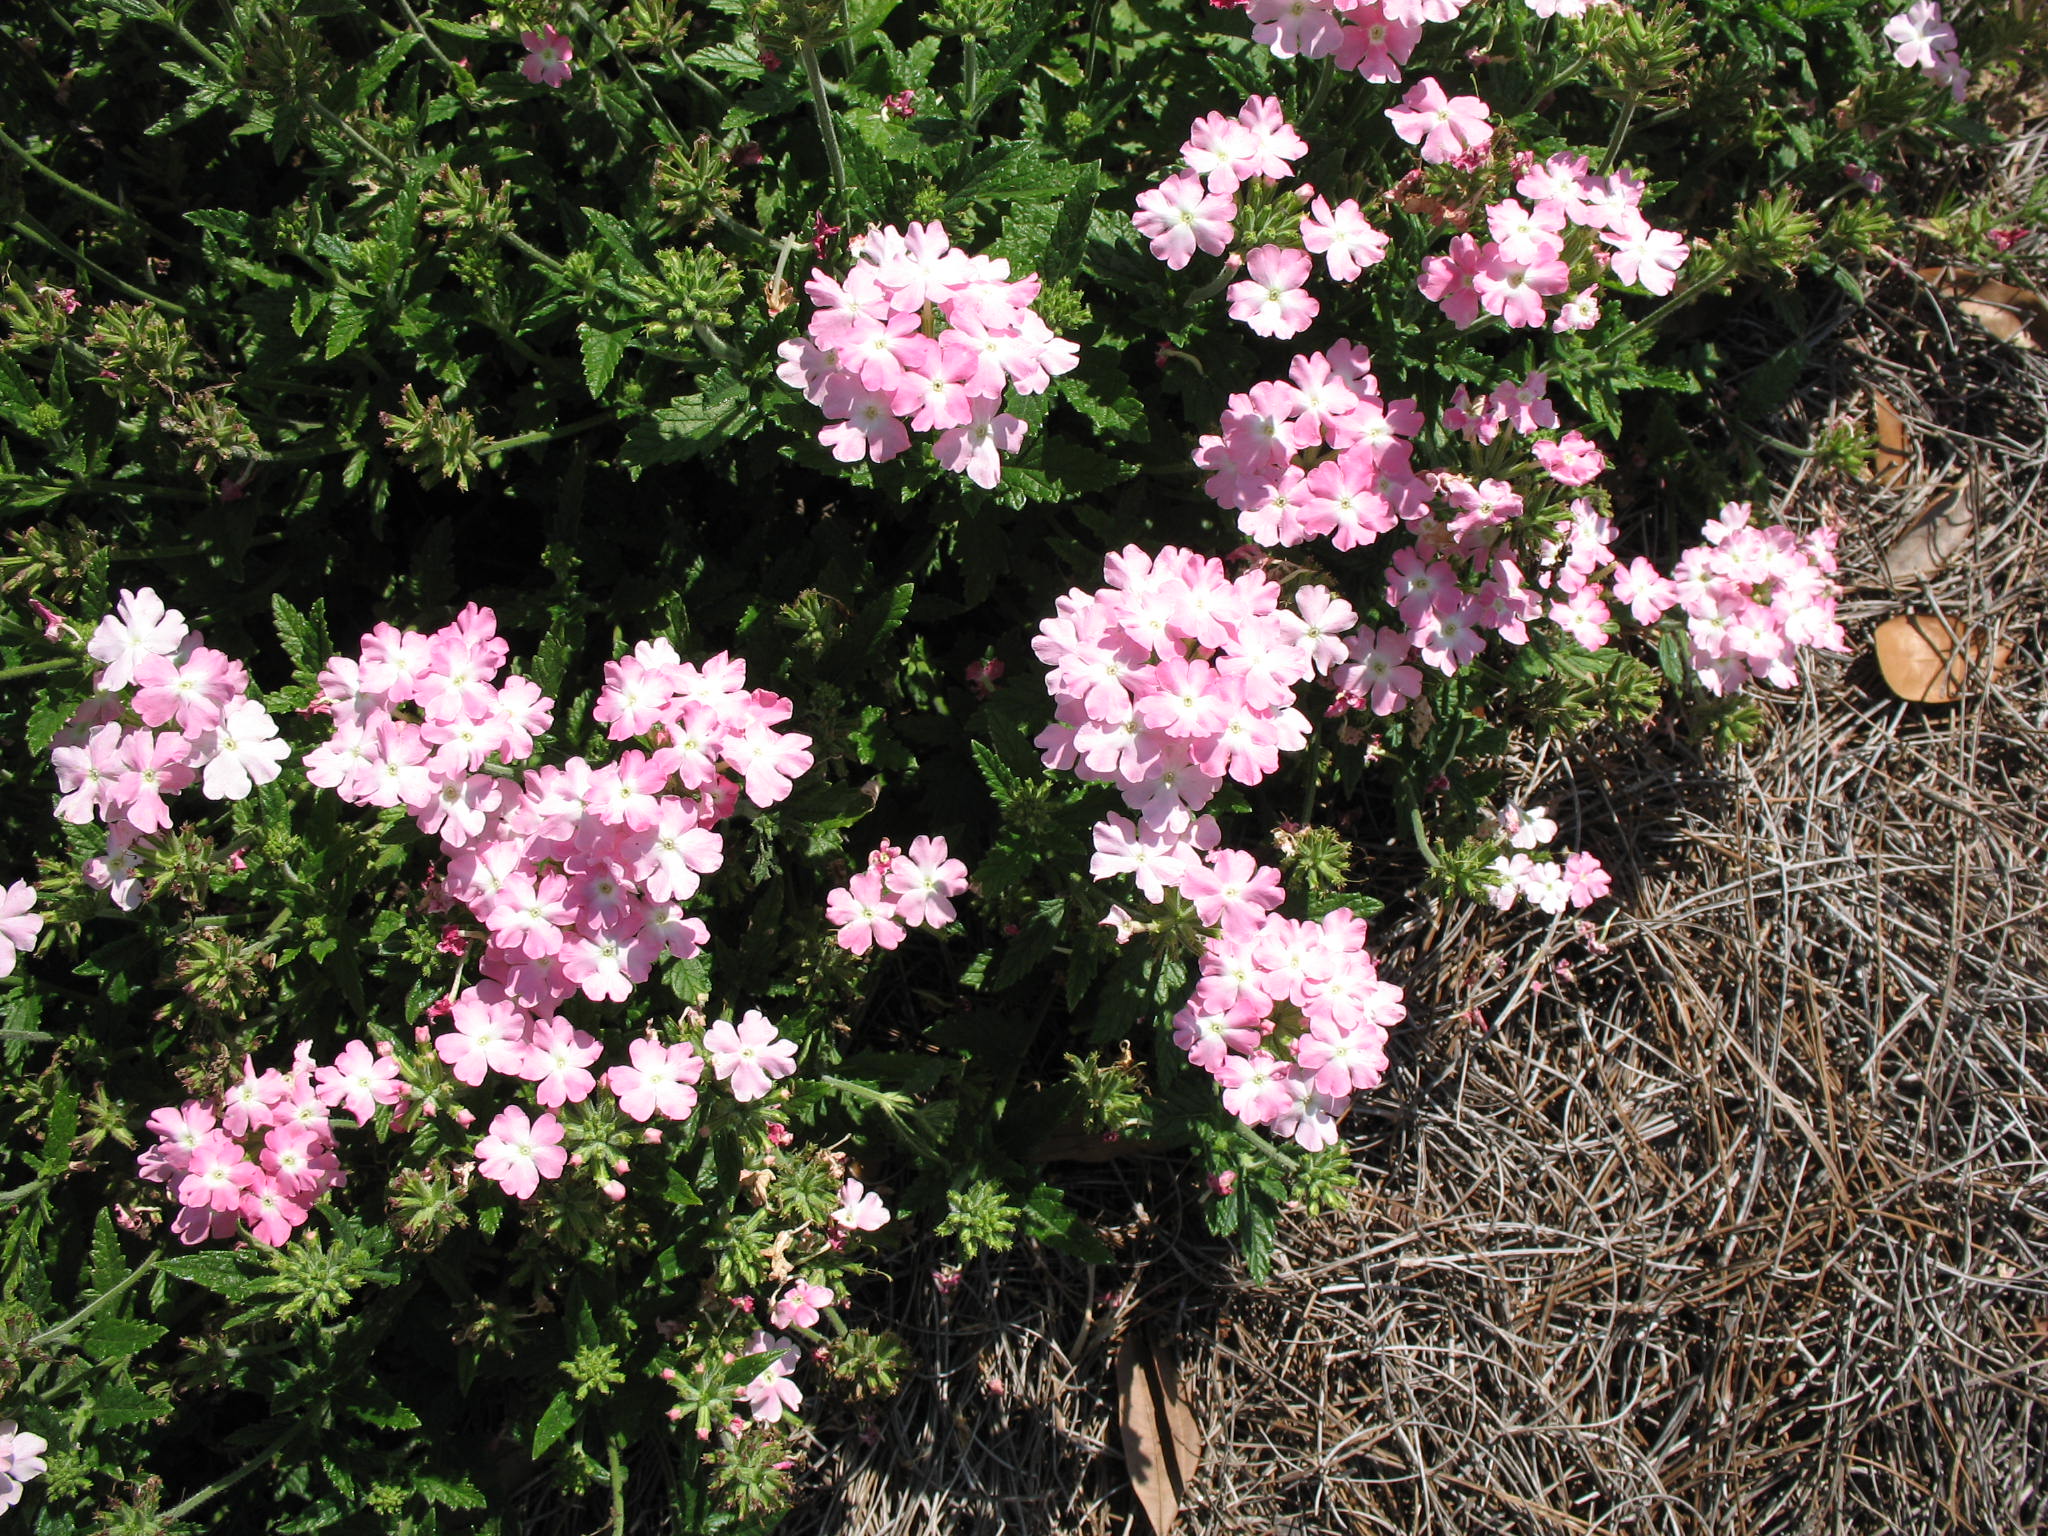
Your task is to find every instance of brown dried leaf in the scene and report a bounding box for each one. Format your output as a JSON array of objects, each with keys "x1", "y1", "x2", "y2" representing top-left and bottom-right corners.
[
  {"x1": 1116, "y1": 1325, "x2": 1203, "y2": 1536},
  {"x1": 1878, "y1": 476, "x2": 1976, "y2": 585},
  {"x1": 1874, "y1": 614, "x2": 2012, "y2": 704},
  {"x1": 1870, "y1": 391, "x2": 1910, "y2": 488},
  {"x1": 1918, "y1": 265, "x2": 2048, "y2": 351}
]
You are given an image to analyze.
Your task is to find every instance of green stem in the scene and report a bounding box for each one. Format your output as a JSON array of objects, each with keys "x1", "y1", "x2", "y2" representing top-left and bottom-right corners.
[
  {"x1": 0, "y1": 657, "x2": 85, "y2": 682},
  {"x1": 481, "y1": 412, "x2": 616, "y2": 457},
  {"x1": 1598, "y1": 96, "x2": 1638, "y2": 175},
  {"x1": 6, "y1": 215, "x2": 187, "y2": 315},
  {"x1": 962, "y1": 35, "x2": 981, "y2": 121},
  {"x1": 1602, "y1": 269, "x2": 1719, "y2": 353},
  {"x1": 392, "y1": 0, "x2": 472, "y2": 87},
  {"x1": 1408, "y1": 804, "x2": 1437, "y2": 868},
  {"x1": 798, "y1": 43, "x2": 847, "y2": 206},
  {"x1": 0, "y1": 126, "x2": 161, "y2": 237},
  {"x1": 572, "y1": 2, "x2": 687, "y2": 146},
  {"x1": 606, "y1": 1435, "x2": 628, "y2": 1536},
  {"x1": 24, "y1": 1252, "x2": 161, "y2": 1349},
  {"x1": 160, "y1": 1421, "x2": 302, "y2": 1523}
]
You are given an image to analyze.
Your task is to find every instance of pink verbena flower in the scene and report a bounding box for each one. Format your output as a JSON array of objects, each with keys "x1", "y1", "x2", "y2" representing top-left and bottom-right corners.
[
  {"x1": 0, "y1": 881, "x2": 41, "y2": 980},
  {"x1": 1132, "y1": 171, "x2": 1238, "y2": 270},
  {"x1": 703, "y1": 1009, "x2": 798, "y2": 1102},
  {"x1": 1385, "y1": 78, "x2": 1493, "y2": 165},
  {"x1": 833, "y1": 1177, "x2": 890, "y2": 1231},
  {"x1": 476, "y1": 1105, "x2": 567, "y2": 1200},
  {"x1": 520, "y1": 26, "x2": 575, "y2": 87},
  {"x1": 1227, "y1": 245, "x2": 1319, "y2": 339}
]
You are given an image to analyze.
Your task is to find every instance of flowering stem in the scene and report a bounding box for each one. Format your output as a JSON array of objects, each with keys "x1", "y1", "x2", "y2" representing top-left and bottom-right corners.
[
  {"x1": 572, "y1": 2, "x2": 688, "y2": 148},
  {"x1": 606, "y1": 1435, "x2": 628, "y2": 1536},
  {"x1": 0, "y1": 657, "x2": 85, "y2": 682},
  {"x1": 0, "y1": 126, "x2": 161, "y2": 237},
  {"x1": 6, "y1": 213, "x2": 189, "y2": 316},
  {"x1": 480, "y1": 413, "x2": 617, "y2": 458},
  {"x1": 798, "y1": 43, "x2": 848, "y2": 207},
  {"x1": 962, "y1": 36, "x2": 981, "y2": 122},
  {"x1": 1184, "y1": 261, "x2": 1241, "y2": 308},
  {"x1": 1602, "y1": 269, "x2": 1718, "y2": 353},
  {"x1": 1599, "y1": 96, "x2": 1638, "y2": 175},
  {"x1": 23, "y1": 1252, "x2": 161, "y2": 1350}
]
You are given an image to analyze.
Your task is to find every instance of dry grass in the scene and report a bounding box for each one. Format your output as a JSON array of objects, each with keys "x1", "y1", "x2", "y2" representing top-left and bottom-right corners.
[{"x1": 775, "y1": 137, "x2": 2048, "y2": 1536}]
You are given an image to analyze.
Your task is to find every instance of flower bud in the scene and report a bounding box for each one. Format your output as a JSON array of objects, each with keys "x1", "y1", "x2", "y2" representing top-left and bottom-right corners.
[{"x1": 602, "y1": 1179, "x2": 627, "y2": 1202}]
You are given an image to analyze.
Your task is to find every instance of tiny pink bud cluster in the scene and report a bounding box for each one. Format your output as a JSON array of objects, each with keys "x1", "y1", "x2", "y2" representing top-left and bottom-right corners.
[
  {"x1": 777, "y1": 221, "x2": 1078, "y2": 488},
  {"x1": 53, "y1": 587, "x2": 289, "y2": 908},
  {"x1": 824, "y1": 835, "x2": 969, "y2": 955}
]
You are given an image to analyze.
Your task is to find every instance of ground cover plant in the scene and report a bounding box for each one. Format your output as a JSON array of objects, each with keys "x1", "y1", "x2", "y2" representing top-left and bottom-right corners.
[{"x1": 0, "y1": 0, "x2": 2039, "y2": 1530}]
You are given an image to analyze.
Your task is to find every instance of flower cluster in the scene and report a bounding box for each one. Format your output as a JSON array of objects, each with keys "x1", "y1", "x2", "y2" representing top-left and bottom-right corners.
[
  {"x1": 1133, "y1": 97, "x2": 1391, "y2": 342},
  {"x1": 53, "y1": 587, "x2": 289, "y2": 908},
  {"x1": 1171, "y1": 904, "x2": 1405, "y2": 1150},
  {"x1": 138, "y1": 1039, "x2": 402, "y2": 1245},
  {"x1": 1033, "y1": 545, "x2": 1351, "y2": 848},
  {"x1": 1032, "y1": 544, "x2": 1408, "y2": 1146},
  {"x1": 309, "y1": 615, "x2": 808, "y2": 1036},
  {"x1": 1415, "y1": 146, "x2": 1688, "y2": 332},
  {"x1": 777, "y1": 222, "x2": 1078, "y2": 487},
  {"x1": 1484, "y1": 803, "x2": 1612, "y2": 914},
  {"x1": 823, "y1": 836, "x2": 969, "y2": 955},
  {"x1": 0, "y1": 881, "x2": 41, "y2": 979},
  {"x1": 1240, "y1": 0, "x2": 1457, "y2": 82},
  {"x1": 1883, "y1": 2, "x2": 1969, "y2": 102},
  {"x1": 0, "y1": 1420, "x2": 47, "y2": 1515},
  {"x1": 1618, "y1": 499, "x2": 1848, "y2": 696}
]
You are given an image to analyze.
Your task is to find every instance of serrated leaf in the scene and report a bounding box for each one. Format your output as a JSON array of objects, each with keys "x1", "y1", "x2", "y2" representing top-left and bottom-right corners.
[
  {"x1": 272, "y1": 593, "x2": 333, "y2": 685},
  {"x1": 532, "y1": 1391, "x2": 577, "y2": 1458},
  {"x1": 85, "y1": 1316, "x2": 167, "y2": 1362},
  {"x1": 971, "y1": 741, "x2": 1021, "y2": 805},
  {"x1": 38, "y1": 1082, "x2": 77, "y2": 1177},
  {"x1": 578, "y1": 323, "x2": 632, "y2": 399},
  {"x1": 162, "y1": 1250, "x2": 267, "y2": 1301}
]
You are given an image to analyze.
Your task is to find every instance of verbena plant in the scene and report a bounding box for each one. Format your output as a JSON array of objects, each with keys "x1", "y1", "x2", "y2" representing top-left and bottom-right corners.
[{"x1": 0, "y1": 0, "x2": 2029, "y2": 1528}]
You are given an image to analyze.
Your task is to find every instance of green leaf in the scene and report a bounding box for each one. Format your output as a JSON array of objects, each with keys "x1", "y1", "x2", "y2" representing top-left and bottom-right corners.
[
  {"x1": 1024, "y1": 1184, "x2": 1112, "y2": 1263},
  {"x1": 578, "y1": 323, "x2": 632, "y2": 400},
  {"x1": 272, "y1": 593, "x2": 333, "y2": 686},
  {"x1": 619, "y1": 384, "x2": 755, "y2": 472},
  {"x1": 970, "y1": 740, "x2": 1021, "y2": 806},
  {"x1": 532, "y1": 1390, "x2": 577, "y2": 1458},
  {"x1": 162, "y1": 1251, "x2": 267, "y2": 1302},
  {"x1": 84, "y1": 1316, "x2": 167, "y2": 1362},
  {"x1": 38, "y1": 1082, "x2": 77, "y2": 1177}
]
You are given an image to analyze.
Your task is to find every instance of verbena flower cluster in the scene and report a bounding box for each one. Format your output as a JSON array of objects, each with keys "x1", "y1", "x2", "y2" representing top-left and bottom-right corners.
[
  {"x1": 1132, "y1": 95, "x2": 1393, "y2": 342},
  {"x1": 51, "y1": 587, "x2": 289, "y2": 908},
  {"x1": 1883, "y1": 2, "x2": 1970, "y2": 102},
  {"x1": 307, "y1": 611, "x2": 811, "y2": 1021},
  {"x1": 1032, "y1": 544, "x2": 1405, "y2": 1147},
  {"x1": 824, "y1": 836, "x2": 969, "y2": 954},
  {"x1": 777, "y1": 222, "x2": 1078, "y2": 487},
  {"x1": 1237, "y1": 0, "x2": 1619, "y2": 83},
  {"x1": 138, "y1": 1039, "x2": 397, "y2": 1245}
]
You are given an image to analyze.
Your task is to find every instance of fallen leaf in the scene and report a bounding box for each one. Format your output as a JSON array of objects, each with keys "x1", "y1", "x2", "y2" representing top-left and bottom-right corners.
[
  {"x1": 1917, "y1": 265, "x2": 2048, "y2": 351},
  {"x1": 1873, "y1": 614, "x2": 2012, "y2": 704},
  {"x1": 1869, "y1": 391, "x2": 1910, "y2": 488},
  {"x1": 1116, "y1": 1324, "x2": 1204, "y2": 1536},
  {"x1": 1878, "y1": 475, "x2": 1976, "y2": 585}
]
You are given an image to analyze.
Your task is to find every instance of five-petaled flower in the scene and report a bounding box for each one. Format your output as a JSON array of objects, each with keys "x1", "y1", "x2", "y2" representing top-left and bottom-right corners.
[{"x1": 520, "y1": 26, "x2": 575, "y2": 88}]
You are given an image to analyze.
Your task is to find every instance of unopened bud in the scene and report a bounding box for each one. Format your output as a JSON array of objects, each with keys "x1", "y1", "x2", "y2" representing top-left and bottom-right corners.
[{"x1": 602, "y1": 1179, "x2": 627, "y2": 1202}]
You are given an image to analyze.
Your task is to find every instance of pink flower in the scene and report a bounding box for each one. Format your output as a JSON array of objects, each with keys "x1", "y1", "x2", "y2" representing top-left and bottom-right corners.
[
  {"x1": 1133, "y1": 171, "x2": 1237, "y2": 271},
  {"x1": 1532, "y1": 431, "x2": 1608, "y2": 486},
  {"x1": 475, "y1": 1105, "x2": 568, "y2": 1199},
  {"x1": 770, "y1": 1279, "x2": 835, "y2": 1330},
  {"x1": 884, "y1": 835, "x2": 969, "y2": 927},
  {"x1": 1602, "y1": 211, "x2": 1689, "y2": 296},
  {"x1": 1883, "y1": 1, "x2": 1956, "y2": 71},
  {"x1": 833, "y1": 1177, "x2": 890, "y2": 1231},
  {"x1": 1298, "y1": 197, "x2": 1389, "y2": 282},
  {"x1": 1227, "y1": 245, "x2": 1319, "y2": 339},
  {"x1": 824, "y1": 868, "x2": 906, "y2": 954},
  {"x1": 931, "y1": 398, "x2": 1028, "y2": 490},
  {"x1": 86, "y1": 588, "x2": 187, "y2": 692},
  {"x1": 0, "y1": 881, "x2": 41, "y2": 980},
  {"x1": 607, "y1": 1037, "x2": 704, "y2": 1122},
  {"x1": 1385, "y1": 78, "x2": 1493, "y2": 165},
  {"x1": 519, "y1": 25, "x2": 575, "y2": 87},
  {"x1": 703, "y1": 1009, "x2": 798, "y2": 1102},
  {"x1": 1, "y1": 1420, "x2": 50, "y2": 1513}
]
